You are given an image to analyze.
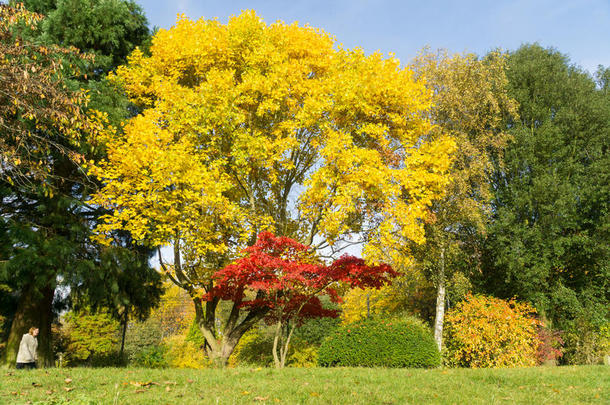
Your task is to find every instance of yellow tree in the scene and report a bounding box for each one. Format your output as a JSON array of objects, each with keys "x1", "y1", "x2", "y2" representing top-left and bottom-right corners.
[
  {"x1": 407, "y1": 50, "x2": 519, "y2": 350},
  {"x1": 91, "y1": 11, "x2": 455, "y2": 365}
]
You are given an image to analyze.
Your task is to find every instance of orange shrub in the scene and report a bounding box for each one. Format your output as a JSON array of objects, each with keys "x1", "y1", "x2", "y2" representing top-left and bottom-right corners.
[{"x1": 444, "y1": 294, "x2": 541, "y2": 368}]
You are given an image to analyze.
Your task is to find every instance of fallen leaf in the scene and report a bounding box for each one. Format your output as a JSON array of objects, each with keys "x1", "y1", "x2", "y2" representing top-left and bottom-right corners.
[
  {"x1": 187, "y1": 379, "x2": 194, "y2": 383},
  {"x1": 64, "y1": 378, "x2": 72, "y2": 384},
  {"x1": 31, "y1": 382, "x2": 42, "y2": 387},
  {"x1": 310, "y1": 392, "x2": 320, "y2": 397},
  {"x1": 135, "y1": 389, "x2": 146, "y2": 394},
  {"x1": 274, "y1": 399, "x2": 281, "y2": 403},
  {"x1": 254, "y1": 396, "x2": 268, "y2": 401},
  {"x1": 45, "y1": 390, "x2": 54, "y2": 395},
  {"x1": 63, "y1": 387, "x2": 74, "y2": 392},
  {"x1": 241, "y1": 391, "x2": 250, "y2": 395},
  {"x1": 130, "y1": 381, "x2": 157, "y2": 387},
  {"x1": 163, "y1": 381, "x2": 177, "y2": 385},
  {"x1": 165, "y1": 386, "x2": 171, "y2": 392}
]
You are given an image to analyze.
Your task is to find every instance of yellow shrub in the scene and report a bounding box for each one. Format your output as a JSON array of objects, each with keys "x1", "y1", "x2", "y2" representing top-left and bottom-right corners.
[
  {"x1": 444, "y1": 295, "x2": 541, "y2": 368},
  {"x1": 163, "y1": 335, "x2": 210, "y2": 369},
  {"x1": 288, "y1": 344, "x2": 318, "y2": 368}
]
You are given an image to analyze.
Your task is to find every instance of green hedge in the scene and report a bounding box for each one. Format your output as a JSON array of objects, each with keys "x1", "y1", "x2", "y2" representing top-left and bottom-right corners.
[{"x1": 318, "y1": 317, "x2": 440, "y2": 368}]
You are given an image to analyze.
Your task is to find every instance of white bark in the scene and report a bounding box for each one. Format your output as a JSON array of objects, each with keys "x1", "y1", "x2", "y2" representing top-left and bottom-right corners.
[{"x1": 434, "y1": 247, "x2": 446, "y2": 351}]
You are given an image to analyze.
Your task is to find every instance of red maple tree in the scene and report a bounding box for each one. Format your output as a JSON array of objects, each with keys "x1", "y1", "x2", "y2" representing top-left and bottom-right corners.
[{"x1": 203, "y1": 232, "x2": 398, "y2": 368}]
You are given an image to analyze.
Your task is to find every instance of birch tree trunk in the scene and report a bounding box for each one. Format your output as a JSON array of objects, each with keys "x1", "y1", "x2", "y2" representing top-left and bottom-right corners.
[{"x1": 433, "y1": 247, "x2": 446, "y2": 351}]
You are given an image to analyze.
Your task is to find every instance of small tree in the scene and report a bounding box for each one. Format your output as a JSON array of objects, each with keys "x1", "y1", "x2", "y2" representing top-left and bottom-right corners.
[{"x1": 205, "y1": 232, "x2": 397, "y2": 368}]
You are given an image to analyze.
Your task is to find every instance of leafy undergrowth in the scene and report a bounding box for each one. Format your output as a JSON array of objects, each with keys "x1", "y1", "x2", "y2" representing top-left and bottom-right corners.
[{"x1": 0, "y1": 366, "x2": 608, "y2": 404}]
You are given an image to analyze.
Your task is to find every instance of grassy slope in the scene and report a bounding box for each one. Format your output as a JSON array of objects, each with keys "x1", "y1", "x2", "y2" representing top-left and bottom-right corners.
[{"x1": 0, "y1": 366, "x2": 608, "y2": 404}]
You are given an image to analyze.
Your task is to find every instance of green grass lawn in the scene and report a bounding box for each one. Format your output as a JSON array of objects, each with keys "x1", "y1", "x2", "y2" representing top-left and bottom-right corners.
[{"x1": 1, "y1": 365, "x2": 608, "y2": 404}]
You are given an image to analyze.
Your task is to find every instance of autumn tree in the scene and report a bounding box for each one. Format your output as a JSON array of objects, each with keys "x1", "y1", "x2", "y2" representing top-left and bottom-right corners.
[
  {"x1": 0, "y1": 3, "x2": 103, "y2": 366},
  {"x1": 206, "y1": 232, "x2": 397, "y2": 367},
  {"x1": 0, "y1": 3, "x2": 98, "y2": 186},
  {"x1": 91, "y1": 12, "x2": 455, "y2": 366},
  {"x1": 406, "y1": 50, "x2": 519, "y2": 349}
]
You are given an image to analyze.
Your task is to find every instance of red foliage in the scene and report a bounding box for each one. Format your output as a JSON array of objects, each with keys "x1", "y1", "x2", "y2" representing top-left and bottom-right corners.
[
  {"x1": 202, "y1": 232, "x2": 397, "y2": 325},
  {"x1": 536, "y1": 326, "x2": 564, "y2": 364}
]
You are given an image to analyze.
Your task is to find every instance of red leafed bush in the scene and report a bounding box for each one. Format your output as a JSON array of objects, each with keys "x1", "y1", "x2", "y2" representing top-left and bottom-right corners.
[{"x1": 536, "y1": 327, "x2": 564, "y2": 364}]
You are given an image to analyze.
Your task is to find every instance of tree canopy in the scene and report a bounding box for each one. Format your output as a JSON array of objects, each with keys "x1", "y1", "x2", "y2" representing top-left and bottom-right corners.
[
  {"x1": 0, "y1": 3, "x2": 100, "y2": 186},
  {"x1": 482, "y1": 44, "x2": 610, "y2": 330},
  {"x1": 91, "y1": 11, "x2": 455, "y2": 365}
]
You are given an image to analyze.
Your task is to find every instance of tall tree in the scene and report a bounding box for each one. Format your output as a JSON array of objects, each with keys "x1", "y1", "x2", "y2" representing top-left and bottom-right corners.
[
  {"x1": 91, "y1": 11, "x2": 455, "y2": 365},
  {"x1": 0, "y1": 4, "x2": 101, "y2": 366},
  {"x1": 481, "y1": 44, "x2": 610, "y2": 331},
  {"x1": 0, "y1": 1, "x2": 159, "y2": 367},
  {"x1": 406, "y1": 50, "x2": 518, "y2": 349}
]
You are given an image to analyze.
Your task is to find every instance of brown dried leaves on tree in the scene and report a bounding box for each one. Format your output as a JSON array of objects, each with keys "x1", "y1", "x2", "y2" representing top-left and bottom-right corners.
[{"x1": 0, "y1": 3, "x2": 102, "y2": 189}]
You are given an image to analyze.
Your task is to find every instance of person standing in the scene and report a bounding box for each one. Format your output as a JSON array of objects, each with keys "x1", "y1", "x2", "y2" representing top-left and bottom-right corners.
[{"x1": 16, "y1": 327, "x2": 39, "y2": 369}]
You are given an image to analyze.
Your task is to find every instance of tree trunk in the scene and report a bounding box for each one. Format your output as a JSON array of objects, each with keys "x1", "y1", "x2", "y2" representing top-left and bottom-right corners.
[
  {"x1": 195, "y1": 298, "x2": 268, "y2": 368},
  {"x1": 272, "y1": 320, "x2": 282, "y2": 369},
  {"x1": 4, "y1": 283, "x2": 55, "y2": 368},
  {"x1": 433, "y1": 247, "x2": 446, "y2": 351},
  {"x1": 279, "y1": 323, "x2": 295, "y2": 368},
  {"x1": 200, "y1": 325, "x2": 243, "y2": 368},
  {"x1": 119, "y1": 310, "x2": 128, "y2": 361}
]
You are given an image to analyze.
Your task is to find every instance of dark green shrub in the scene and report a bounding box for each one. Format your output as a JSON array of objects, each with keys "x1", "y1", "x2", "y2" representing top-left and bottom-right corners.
[
  {"x1": 130, "y1": 345, "x2": 168, "y2": 368},
  {"x1": 89, "y1": 351, "x2": 128, "y2": 367},
  {"x1": 318, "y1": 316, "x2": 440, "y2": 368},
  {"x1": 293, "y1": 316, "x2": 340, "y2": 346},
  {"x1": 124, "y1": 318, "x2": 164, "y2": 363}
]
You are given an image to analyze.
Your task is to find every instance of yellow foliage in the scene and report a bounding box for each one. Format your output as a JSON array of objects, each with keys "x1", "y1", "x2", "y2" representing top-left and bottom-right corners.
[
  {"x1": 91, "y1": 11, "x2": 455, "y2": 277},
  {"x1": 147, "y1": 281, "x2": 195, "y2": 337},
  {"x1": 444, "y1": 295, "x2": 540, "y2": 368},
  {"x1": 410, "y1": 49, "x2": 518, "y2": 230},
  {"x1": 163, "y1": 334, "x2": 210, "y2": 369},
  {"x1": 341, "y1": 286, "x2": 405, "y2": 324}
]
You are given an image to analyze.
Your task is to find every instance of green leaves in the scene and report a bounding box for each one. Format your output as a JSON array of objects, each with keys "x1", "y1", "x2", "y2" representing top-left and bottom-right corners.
[
  {"x1": 318, "y1": 316, "x2": 440, "y2": 368},
  {"x1": 482, "y1": 44, "x2": 610, "y2": 331}
]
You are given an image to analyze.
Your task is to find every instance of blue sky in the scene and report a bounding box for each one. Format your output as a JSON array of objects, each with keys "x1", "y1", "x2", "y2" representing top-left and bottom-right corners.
[{"x1": 137, "y1": 0, "x2": 610, "y2": 75}]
